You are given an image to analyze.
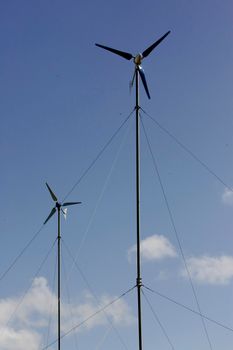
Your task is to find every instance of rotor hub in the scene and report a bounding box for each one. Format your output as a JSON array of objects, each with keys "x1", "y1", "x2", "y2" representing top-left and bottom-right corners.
[
  {"x1": 56, "y1": 202, "x2": 61, "y2": 209},
  {"x1": 134, "y1": 53, "x2": 143, "y2": 65}
]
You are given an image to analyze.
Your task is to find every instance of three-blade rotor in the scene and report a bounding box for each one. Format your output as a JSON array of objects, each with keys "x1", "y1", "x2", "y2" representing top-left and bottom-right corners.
[
  {"x1": 44, "y1": 183, "x2": 81, "y2": 225},
  {"x1": 95, "y1": 30, "x2": 170, "y2": 99}
]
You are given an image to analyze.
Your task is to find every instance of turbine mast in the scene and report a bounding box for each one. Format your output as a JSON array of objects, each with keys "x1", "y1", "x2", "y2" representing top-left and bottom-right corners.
[
  {"x1": 57, "y1": 203, "x2": 61, "y2": 350},
  {"x1": 135, "y1": 66, "x2": 143, "y2": 350}
]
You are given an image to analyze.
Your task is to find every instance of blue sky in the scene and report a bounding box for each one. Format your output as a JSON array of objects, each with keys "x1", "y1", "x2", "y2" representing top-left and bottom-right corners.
[{"x1": 1, "y1": 0, "x2": 233, "y2": 349}]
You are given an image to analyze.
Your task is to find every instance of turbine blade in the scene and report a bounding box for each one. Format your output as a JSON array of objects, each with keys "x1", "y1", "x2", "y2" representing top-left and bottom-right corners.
[
  {"x1": 46, "y1": 183, "x2": 58, "y2": 202},
  {"x1": 142, "y1": 31, "x2": 171, "y2": 58},
  {"x1": 95, "y1": 43, "x2": 133, "y2": 60},
  {"x1": 62, "y1": 201, "x2": 82, "y2": 207},
  {"x1": 44, "y1": 207, "x2": 56, "y2": 225},
  {"x1": 138, "y1": 66, "x2": 151, "y2": 99}
]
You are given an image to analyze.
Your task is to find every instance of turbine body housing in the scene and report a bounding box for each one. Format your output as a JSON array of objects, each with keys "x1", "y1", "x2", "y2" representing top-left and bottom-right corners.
[{"x1": 134, "y1": 54, "x2": 143, "y2": 65}]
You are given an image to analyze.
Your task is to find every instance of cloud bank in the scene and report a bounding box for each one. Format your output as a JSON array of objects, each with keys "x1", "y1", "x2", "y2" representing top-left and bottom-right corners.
[
  {"x1": 128, "y1": 234, "x2": 177, "y2": 262},
  {"x1": 0, "y1": 277, "x2": 134, "y2": 349},
  {"x1": 222, "y1": 188, "x2": 233, "y2": 205},
  {"x1": 182, "y1": 255, "x2": 233, "y2": 285}
]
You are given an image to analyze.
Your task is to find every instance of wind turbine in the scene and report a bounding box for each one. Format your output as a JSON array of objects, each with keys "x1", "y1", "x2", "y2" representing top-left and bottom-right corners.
[
  {"x1": 96, "y1": 31, "x2": 170, "y2": 350},
  {"x1": 44, "y1": 182, "x2": 81, "y2": 350},
  {"x1": 95, "y1": 30, "x2": 170, "y2": 99}
]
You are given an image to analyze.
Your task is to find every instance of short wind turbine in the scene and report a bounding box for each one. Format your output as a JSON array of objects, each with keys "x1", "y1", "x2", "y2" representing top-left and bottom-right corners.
[
  {"x1": 96, "y1": 31, "x2": 170, "y2": 350},
  {"x1": 44, "y1": 182, "x2": 81, "y2": 350}
]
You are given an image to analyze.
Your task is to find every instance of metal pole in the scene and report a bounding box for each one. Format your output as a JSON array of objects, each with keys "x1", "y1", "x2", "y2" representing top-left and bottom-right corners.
[
  {"x1": 57, "y1": 205, "x2": 61, "y2": 350},
  {"x1": 135, "y1": 67, "x2": 143, "y2": 350}
]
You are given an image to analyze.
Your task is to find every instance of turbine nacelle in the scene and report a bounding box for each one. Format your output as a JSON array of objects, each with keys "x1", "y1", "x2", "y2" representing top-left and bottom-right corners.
[
  {"x1": 95, "y1": 30, "x2": 170, "y2": 99},
  {"x1": 134, "y1": 54, "x2": 143, "y2": 66}
]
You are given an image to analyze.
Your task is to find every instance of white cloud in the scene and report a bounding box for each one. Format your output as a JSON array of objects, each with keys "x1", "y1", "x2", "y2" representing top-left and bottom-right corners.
[
  {"x1": 222, "y1": 188, "x2": 233, "y2": 205},
  {"x1": 128, "y1": 234, "x2": 177, "y2": 262},
  {"x1": 0, "y1": 277, "x2": 134, "y2": 349},
  {"x1": 0, "y1": 327, "x2": 41, "y2": 350},
  {"x1": 60, "y1": 293, "x2": 135, "y2": 332},
  {"x1": 182, "y1": 255, "x2": 233, "y2": 285},
  {"x1": 72, "y1": 294, "x2": 135, "y2": 331}
]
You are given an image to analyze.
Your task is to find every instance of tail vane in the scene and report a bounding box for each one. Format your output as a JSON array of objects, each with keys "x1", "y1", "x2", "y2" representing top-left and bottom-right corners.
[
  {"x1": 129, "y1": 69, "x2": 136, "y2": 94},
  {"x1": 61, "y1": 208, "x2": 67, "y2": 220}
]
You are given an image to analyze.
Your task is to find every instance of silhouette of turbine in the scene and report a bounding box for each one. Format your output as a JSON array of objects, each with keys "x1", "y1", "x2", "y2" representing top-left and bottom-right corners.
[
  {"x1": 44, "y1": 183, "x2": 81, "y2": 225},
  {"x1": 96, "y1": 30, "x2": 171, "y2": 350}
]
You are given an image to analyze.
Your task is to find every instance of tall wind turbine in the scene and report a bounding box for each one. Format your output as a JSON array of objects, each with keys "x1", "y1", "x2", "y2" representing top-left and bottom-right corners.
[
  {"x1": 95, "y1": 31, "x2": 170, "y2": 350},
  {"x1": 44, "y1": 183, "x2": 81, "y2": 350}
]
